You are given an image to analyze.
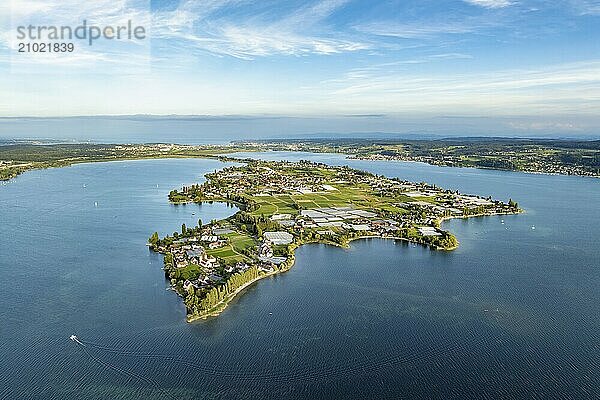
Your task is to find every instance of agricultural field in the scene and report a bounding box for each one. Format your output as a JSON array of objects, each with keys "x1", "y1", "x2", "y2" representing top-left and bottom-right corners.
[{"x1": 250, "y1": 183, "x2": 425, "y2": 217}]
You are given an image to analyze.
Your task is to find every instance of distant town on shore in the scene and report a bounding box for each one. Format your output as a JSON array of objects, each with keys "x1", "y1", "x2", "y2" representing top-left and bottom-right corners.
[{"x1": 1, "y1": 137, "x2": 598, "y2": 183}]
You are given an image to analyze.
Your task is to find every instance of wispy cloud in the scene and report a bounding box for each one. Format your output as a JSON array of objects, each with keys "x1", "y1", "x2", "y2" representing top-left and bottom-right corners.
[
  {"x1": 429, "y1": 53, "x2": 473, "y2": 60},
  {"x1": 508, "y1": 121, "x2": 583, "y2": 131},
  {"x1": 568, "y1": 0, "x2": 600, "y2": 15},
  {"x1": 354, "y1": 21, "x2": 475, "y2": 38},
  {"x1": 464, "y1": 0, "x2": 514, "y2": 8},
  {"x1": 309, "y1": 60, "x2": 600, "y2": 114},
  {"x1": 152, "y1": 0, "x2": 369, "y2": 59},
  {"x1": 7, "y1": 0, "x2": 150, "y2": 23},
  {"x1": 2, "y1": 0, "x2": 600, "y2": 119},
  {"x1": 352, "y1": 53, "x2": 473, "y2": 66}
]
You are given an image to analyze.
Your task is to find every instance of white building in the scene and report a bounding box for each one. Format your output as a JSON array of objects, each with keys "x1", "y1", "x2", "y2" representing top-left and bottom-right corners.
[
  {"x1": 271, "y1": 214, "x2": 292, "y2": 221},
  {"x1": 263, "y1": 231, "x2": 294, "y2": 245},
  {"x1": 418, "y1": 227, "x2": 442, "y2": 237}
]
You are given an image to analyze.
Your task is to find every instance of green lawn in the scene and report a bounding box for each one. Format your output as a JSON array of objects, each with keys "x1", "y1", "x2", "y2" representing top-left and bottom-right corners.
[
  {"x1": 207, "y1": 247, "x2": 238, "y2": 258},
  {"x1": 205, "y1": 231, "x2": 258, "y2": 263},
  {"x1": 179, "y1": 264, "x2": 203, "y2": 280},
  {"x1": 251, "y1": 195, "x2": 300, "y2": 216},
  {"x1": 226, "y1": 232, "x2": 257, "y2": 250}
]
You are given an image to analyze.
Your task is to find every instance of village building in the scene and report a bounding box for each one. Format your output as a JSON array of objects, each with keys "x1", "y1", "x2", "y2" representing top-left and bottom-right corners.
[
  {"x1": 259, "y1": 240, "x2": 274, "y2": 258},
  {"x1": 263, "y1": 231, "x2": 294, "y2": 245}
]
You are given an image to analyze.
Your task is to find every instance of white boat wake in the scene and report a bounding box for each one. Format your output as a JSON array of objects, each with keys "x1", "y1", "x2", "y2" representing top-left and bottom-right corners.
[
  {"x1": 69, "y1": 333, "x2": 492, "y2": 384},
  {"x1": 70, "y1": 334, "x2": 158, "y2": 390}
]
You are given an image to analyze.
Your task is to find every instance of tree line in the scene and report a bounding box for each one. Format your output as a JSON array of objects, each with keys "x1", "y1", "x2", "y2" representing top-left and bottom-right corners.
[{"x1": 184, "y1": 266, "x2": 262, "y2": 316}]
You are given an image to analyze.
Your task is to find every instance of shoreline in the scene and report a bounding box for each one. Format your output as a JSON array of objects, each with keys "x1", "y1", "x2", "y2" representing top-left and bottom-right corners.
[
  {"x1": 187, "y1": 244, "x2": 297, "y2": 321},
  {"x1": 0, "y1": 154, "x2": 222, "y2": 182},
  {"x1": 2, "y1": 145, "x2": 599, "y2": 183},
  {"x1": 348, "y1": 155, "x2": 600, "y2": 179},
  {"x1": 182, "y1": 208, "x2": 520, "y2": 322},
  {"x1": 187, "y1": 270, "x2": 278, "y2": 322}
]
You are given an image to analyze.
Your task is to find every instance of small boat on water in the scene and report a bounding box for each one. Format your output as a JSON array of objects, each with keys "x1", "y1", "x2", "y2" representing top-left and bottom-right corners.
[{"x1": 70, "y1": 335, "x2": 78, "y2": 342}]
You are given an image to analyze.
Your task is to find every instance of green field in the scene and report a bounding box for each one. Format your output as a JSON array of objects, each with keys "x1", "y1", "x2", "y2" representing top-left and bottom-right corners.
[
  {"x1": 251, "y1": 195, "x2": 299, "y2": 216},
  {"x1": 248, "y1": 182, "x2": 416, "y2": 217},
  {"x1": 178, "y1": 264, "x2": 203, "y2": 280},
  {"x1": 205, "y1": 231, "x2": 257, "y2": 263}
]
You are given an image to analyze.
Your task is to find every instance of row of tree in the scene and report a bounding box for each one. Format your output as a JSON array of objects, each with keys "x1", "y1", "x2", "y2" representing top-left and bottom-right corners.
[
  {"x1": 234, "y1": 211, "x2": 281, "y2": 237},
  {"x1": 168, "y1": 189, "x2": 191, "y2": 203},
  {"x1": 224, "y1": 192, "x2": 259, "y2": 212},
  {"x1": 184, "y1": 266, "x2": 262, "y2": 315},
  {"x1": 147, "y1": 218, "x2": 204, "y2": 250},
  {"x1": 424, "y1": 232, "x2": 459, "y2": 249}
]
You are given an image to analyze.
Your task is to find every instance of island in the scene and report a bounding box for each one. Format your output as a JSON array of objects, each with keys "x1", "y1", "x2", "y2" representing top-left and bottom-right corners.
[{"x1": 148, "y1": 158, "x2": 522, "y2": 322}]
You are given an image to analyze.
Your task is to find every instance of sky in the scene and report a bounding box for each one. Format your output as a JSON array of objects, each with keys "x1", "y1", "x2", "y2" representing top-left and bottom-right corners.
[{"x1": 0, "y1": 0, "x2": 599, "y2": 137}]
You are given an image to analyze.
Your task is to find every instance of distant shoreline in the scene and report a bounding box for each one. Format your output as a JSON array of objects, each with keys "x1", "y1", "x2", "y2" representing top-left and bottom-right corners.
[
  {"x1": 2, "y1": 140, "x2": 599, "y2": 182},
  {"x1": 349, "y1": 155, "x2": 600, "y2": 179}
]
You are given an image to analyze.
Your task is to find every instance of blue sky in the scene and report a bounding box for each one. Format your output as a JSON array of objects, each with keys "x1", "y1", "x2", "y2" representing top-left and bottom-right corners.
[{"x1": 0, "y1": 0, "x2": 599, "y2": 136}]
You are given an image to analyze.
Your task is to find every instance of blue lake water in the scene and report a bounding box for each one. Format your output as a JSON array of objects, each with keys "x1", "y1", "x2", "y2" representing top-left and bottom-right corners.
[{"x1": 0, "y1": 155, "x2": 599, "y2": 399}]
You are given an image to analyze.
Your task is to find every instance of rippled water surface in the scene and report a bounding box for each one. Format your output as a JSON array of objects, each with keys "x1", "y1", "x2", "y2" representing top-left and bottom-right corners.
[{"x1": 0, "y1": 155, "x2": 599, "y2": 399}]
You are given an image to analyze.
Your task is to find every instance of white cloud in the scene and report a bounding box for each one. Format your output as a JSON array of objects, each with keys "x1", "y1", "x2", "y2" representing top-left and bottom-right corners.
[
  {"x1": 464, "y1": 0, "x2": 513, "y2": 8},
  {"x1": 569, "y1": 0, "x2": 600, "y2": 15},
  {"x1": 429, "y1": 53, "x2": 473, "y2": 59},
  {"x1": 307, "y1": 60, "x2": 600, "y2": 114},
  {"x1": 355, "y1": 21, "x2": 475, "y2": 38},
  {"x1": 204, "y1": 25, "x2": 367, "y2": 58},
  {"x1": 508, "y1": 121, "x2": 583, "y2": 131},
  {"x1": 152, "y1": 0, "x2": 368, "y2": 59}
]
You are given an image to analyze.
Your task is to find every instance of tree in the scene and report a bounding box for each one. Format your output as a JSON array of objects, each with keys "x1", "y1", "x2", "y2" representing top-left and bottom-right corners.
[
  {"x1": 182, "y1": 223, "x2": 187, "y2": 234},
  {"x1": 148, "y1": 232, "x2": 160, "y2": 247}
]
